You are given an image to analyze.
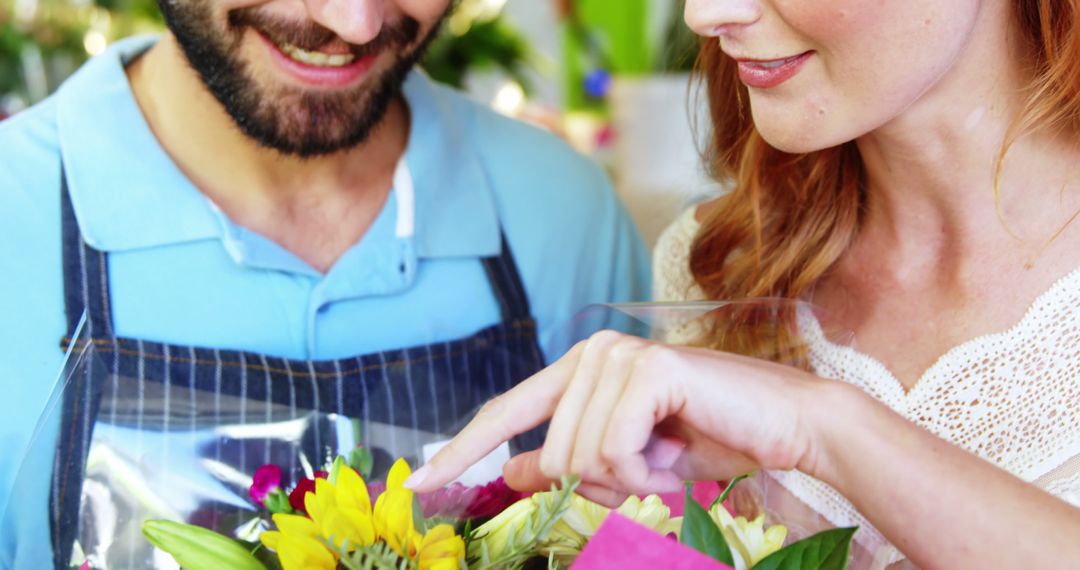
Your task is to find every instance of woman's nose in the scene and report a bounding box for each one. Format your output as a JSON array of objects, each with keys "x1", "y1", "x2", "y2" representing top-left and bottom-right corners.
[{"x1": 684, "y1": 0, "x2": 762, "y2": 37}]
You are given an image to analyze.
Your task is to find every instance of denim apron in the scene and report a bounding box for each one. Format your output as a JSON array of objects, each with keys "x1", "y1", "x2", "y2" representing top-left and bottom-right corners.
[{"x1": 49, "y1": 167, "x2": 546, "y2": 569}]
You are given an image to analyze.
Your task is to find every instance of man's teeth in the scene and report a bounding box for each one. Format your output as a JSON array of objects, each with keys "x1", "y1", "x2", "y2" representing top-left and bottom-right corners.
[{"x1": 278, "y1": 42, "x2": 355, "y2": 67}]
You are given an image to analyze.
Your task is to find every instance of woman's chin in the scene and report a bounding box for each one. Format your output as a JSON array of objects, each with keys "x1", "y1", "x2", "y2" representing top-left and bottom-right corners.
[{"x1": 756, "y1": 124, "x2": 849, "y2": 155}]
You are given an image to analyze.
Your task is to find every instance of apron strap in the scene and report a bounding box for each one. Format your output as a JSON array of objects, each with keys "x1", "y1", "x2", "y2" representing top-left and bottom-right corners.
[
  {"x1": 60, "y1": 165, "x2": 115, "y2": 341},
  {"x1": 480, "y1": 233, "x2": 534, "y2": 323}
]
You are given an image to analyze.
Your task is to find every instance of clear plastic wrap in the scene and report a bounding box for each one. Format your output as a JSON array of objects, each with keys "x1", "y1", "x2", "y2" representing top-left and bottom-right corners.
[
  {"x1": 2, "y1": 300, "x2": 900, "y2": 569},
  {"x1": 2, "y1": 311, "x2": 551, "y2": 568}
]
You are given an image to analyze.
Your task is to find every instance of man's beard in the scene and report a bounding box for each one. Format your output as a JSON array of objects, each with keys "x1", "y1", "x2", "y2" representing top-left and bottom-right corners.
[{"x1": 157, "y1": 0, "x2": 442, "y2": 157}]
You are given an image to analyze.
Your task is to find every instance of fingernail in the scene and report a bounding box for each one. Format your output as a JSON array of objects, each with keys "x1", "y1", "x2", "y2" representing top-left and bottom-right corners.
[
  {"x1": 644, "y1": 438, "x2": 686, "y2": 470},
  {"x1": 404, "y1": 464, "x2": 431, "y2": 490}
]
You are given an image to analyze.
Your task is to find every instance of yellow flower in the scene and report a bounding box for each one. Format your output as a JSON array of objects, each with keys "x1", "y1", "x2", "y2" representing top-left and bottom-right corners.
[
  {"x1": 260, "y1": 514, "x2": 337, "y2": 570},
  {"x1": 615, "y1": 495, "x2": 681, "y2": 536},
  {"x1": 306, "y1": 466, "x2": 377, "y2": 551},
  {"x1": 261, "y1": 462, "x2": 377, "y2": 568},
  {"x1": 415, "y1": 524, "x2": 465, "y2": 570},
  {"x1": 263, "y1": 458, "x2": 464, "y2": 570},
  {"x1": 709, "y1": 505, "x2": 788, "y2": 570},
  {"x1": 373, "y1": 458, "x2": 418, "y2": 555},
  {"x1": 471, "y1": 496, "x2": 537, "y2": 560},
  {"x1": 540, "y1": 494, "x2": 680, "y2": 563}
]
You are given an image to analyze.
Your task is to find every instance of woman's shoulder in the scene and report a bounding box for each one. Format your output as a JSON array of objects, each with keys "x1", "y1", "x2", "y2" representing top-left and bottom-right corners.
[{"x1": 653, "y1": 206, "x2": 708, "y2": 303}]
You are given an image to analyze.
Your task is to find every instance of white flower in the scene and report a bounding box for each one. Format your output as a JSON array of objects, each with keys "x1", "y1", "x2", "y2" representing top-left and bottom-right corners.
[
  {"x1": 539, "y1": 493, "x2": 680, "y2": 563},
  {"x1": 472, "y1": 497, "x2": 537, "y2": 560}
]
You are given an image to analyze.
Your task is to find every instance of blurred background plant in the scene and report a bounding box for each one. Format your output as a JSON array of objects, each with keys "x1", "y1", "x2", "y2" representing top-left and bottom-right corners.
[
  {"x1": 0, "y1": 0, "x2": 537, "y2": 118},
  {"x1": 423, "y1": 0, "x2": 535, "y2": 95},
  {"x1": 557, "y1": 0, "x2": 697, "y2": 110},
  {"x1": 0, "y1": 0, "x2": 161, "y2": 116}
]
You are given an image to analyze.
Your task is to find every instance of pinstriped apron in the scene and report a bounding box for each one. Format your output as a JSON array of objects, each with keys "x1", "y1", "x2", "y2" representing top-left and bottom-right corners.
[{"x1": 50, "y1": 168, "x2": 546, "y2": 569}]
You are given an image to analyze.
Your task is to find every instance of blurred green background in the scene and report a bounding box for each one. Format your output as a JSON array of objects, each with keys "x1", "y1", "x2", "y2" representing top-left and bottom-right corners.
[{"x1": 0, "y1": 0, "x2": 695, "y2": 118}]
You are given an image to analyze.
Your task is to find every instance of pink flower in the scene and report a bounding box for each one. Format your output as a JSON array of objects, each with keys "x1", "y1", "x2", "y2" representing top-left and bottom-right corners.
[
  {"x1": 420, "y1": 483, "x2": 477, "y2": 518},
  {"x1": 249, "y1": 465, "x2": 283, "y2": 507},
  {"x1": 365, "y1": 476, "x2": 525, "y2": 520},
  {"x1": 288, "y1": 470, "x2": 328, "y2": 513},
  {"x1": 366, "y1": 480, "x2": 386, "y2": 502}
]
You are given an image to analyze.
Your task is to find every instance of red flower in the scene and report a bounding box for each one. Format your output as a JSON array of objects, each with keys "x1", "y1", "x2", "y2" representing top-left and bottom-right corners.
[
  {"x1": 464, "y1": 477, "x2": 527, "y2": 519},
  {"x1": 288, "y1": 470, "x2": 328, "y2": 513},
  {"x1": 249, "y1": 465, "x2": 283, "y2": 507}
]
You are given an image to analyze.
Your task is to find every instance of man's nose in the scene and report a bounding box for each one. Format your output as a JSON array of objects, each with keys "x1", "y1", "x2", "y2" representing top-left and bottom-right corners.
[
  {"x1": 303, "y1": 0, "x2": 384, "y2": 44},
  {"x1": 684, "y1": 0, "x2": 762, "y2": 37}
]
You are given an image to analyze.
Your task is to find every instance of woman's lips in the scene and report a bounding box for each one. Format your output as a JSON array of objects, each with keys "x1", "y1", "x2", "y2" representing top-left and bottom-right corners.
[{"x1": 736, "y1": 51, "x2": 813, "y2": 89}]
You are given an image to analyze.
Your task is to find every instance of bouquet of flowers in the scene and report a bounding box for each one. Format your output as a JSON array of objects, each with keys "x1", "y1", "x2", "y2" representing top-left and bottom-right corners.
[
  {"x1": 2, "y1": 300, "x2": 857, "y2": 569},
  {"x1": 140, "y1": 454, "x2": 855, "y2": 570}
]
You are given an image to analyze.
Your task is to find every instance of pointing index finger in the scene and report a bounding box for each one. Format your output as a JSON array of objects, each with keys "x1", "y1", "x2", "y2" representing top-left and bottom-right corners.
[{"x1": 405, "y1": 342, "x2": 584, "y2": 492}]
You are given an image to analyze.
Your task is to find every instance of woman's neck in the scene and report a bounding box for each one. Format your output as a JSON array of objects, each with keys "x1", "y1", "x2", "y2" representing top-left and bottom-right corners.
[{"x1": 851, "y1": 5, "x2": 1080, "y2": 277}]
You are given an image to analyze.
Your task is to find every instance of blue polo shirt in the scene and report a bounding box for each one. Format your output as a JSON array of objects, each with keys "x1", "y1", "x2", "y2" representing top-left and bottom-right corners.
[{"x1": 0, "y1": 36, "x2": 649, "y2": 557}]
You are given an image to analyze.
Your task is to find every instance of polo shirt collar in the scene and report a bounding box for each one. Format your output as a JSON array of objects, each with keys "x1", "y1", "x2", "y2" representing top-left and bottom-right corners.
[
  {"x1": 57, "y1": 35, "x2": 501, "y2": 261},
  {"x1": 57, "y1": 35, "x2": 220, "y2": 252},
  {"x1": 399, "y1": 72, "x2": 501, "y2": 259}
]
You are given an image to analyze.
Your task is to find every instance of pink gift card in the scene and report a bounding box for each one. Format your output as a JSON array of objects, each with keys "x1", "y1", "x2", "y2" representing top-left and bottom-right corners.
[{"x1": 571, "y1": 513, "x2": 734, "y2": 570}]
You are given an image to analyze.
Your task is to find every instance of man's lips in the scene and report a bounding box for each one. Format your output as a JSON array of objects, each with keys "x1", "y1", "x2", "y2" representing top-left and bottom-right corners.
[{"x1": 255, "y1": 30, "x2": 380, "y2": 88}]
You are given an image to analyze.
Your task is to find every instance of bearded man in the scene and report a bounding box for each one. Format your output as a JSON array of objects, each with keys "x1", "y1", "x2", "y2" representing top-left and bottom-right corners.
[{"x1": 0, "y1": 1, "x2": 648, "y2": 566}]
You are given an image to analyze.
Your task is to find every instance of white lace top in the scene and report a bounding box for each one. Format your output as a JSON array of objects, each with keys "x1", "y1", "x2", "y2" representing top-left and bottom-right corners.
[{"x1": 654, "y1": 207, "x2": 1080, "y2": 568}]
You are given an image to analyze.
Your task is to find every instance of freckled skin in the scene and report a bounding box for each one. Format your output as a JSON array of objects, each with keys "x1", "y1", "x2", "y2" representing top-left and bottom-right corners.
[{"x1": 687, "y1": 0, "x2": 984, "y2": 153}]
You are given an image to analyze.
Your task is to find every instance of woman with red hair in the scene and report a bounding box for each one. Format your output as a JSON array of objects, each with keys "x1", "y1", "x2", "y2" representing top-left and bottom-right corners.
[{"x1": 414, "y1": 1, "x2": 1080, "y2": 566}]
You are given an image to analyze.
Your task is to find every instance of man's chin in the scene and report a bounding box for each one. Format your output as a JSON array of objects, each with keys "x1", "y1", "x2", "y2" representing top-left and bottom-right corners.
[{"x1": 231, "y1": 87, "x2": 397, "y2": 158}]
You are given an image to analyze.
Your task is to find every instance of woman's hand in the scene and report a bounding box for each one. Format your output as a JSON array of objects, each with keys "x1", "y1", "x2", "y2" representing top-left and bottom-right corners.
[{"x1": 407, "y1": 330, "x2": 840, "y2": 504}]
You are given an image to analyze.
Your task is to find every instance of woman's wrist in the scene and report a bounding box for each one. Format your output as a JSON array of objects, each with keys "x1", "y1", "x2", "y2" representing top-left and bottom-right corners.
[{"x1": 795, "y1": 378, "x2": 879, "y2": 487}]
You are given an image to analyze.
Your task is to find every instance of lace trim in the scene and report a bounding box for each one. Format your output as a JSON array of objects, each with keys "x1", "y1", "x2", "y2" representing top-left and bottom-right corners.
[{"x1": 1044, "y1": 470, "x2": 1080, "y2": 507}]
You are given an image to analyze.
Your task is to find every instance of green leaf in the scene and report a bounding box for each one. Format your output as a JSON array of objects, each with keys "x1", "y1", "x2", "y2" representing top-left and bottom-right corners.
[
  {"x1": 349, "y1": 446, "x2": 375, "y2": 480},
  {"x1": 332, "y1": 540, "x2": 411, "y2": 570},
  {"x1": 711, "y1": 474, "x2": 751, "y2": 511},
  {"x1": 752, "y1": 527, "x2": 857, "y2": 570},
  {"x1": 680, "y1": 483, "x2": 734, "y2": 566},
  {"x1": 412, "y1": 492, "x2": 428, "y2": 534},
  {"x1": 142, "y1": 520, "x2": 267, "y2": 570},
  {"x1": 328, "y1": 456, "x2": 349, "y2": 485},
  {"x1": 264, "y1": 490, "x2": 295, "y2": 515}
]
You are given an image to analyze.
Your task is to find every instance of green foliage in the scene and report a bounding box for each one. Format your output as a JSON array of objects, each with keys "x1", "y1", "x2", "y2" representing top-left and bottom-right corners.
[
  {"x1": 0, "y1": 22, "x2": 24, "y2": 96},
  {"x1": 422, "y1": 18, "x2": 534, "y2": 94},
  {"x1": 265, "y1": 489, "x2": 295, "y2": 515},
  {"x1": 349, "y1": 446, "x2": 376, "y2": 480},
  {"x1": 0, "y1": 0, "x2": 161, "y2": 102},
  {"x1": 334, "y1": 541, "x2": 413, "y2": 570},
  {"x1": 680, "y1": 482, "x2": 735, "y2": 566},
  {"x1": 753, "y1": 527, "x2": 858, "y2": 570},
  {"x1": 468, "y1": 476, "x2": 580, "y2": 570}
]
